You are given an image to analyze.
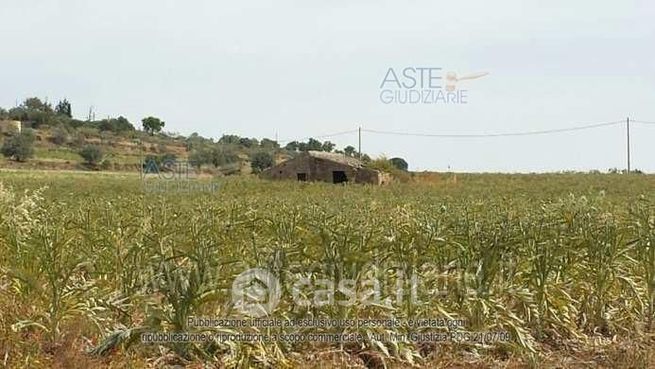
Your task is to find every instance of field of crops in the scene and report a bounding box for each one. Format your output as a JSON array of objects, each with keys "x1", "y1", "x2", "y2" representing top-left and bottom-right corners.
[{"x1": 0, "y1": 171, "x2": 654, "y2": 368}]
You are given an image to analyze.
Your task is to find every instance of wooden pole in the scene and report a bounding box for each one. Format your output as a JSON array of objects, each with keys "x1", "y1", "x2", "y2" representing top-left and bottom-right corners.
[
  {"x1": 626, "y1": 117, "x2": 631, "y2": 173},
  {"x1": 358, "y1": 126, "x2": 362, "y2": 159}
]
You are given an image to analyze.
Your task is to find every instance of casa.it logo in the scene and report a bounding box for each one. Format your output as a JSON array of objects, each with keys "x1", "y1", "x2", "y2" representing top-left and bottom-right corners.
[
  {"x1": 379, "y1": 67, "x2": 488, "y2": 104},
  {"x1": 232, "y1": 268, "x2": 281, "y2": 318},
  {"x1": 231, "y1": 263, "x2": 424, "y2": 317}
]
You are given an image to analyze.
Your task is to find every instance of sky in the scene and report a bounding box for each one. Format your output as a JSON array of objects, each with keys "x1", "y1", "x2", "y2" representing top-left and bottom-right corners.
[{"x1": 1, "y1": 0, "x2": 654, "y2": 172}]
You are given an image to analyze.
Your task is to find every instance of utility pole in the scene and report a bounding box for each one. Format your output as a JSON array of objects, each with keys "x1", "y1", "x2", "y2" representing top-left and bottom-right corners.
[
  {"x1": 358, "y1": 126, "x2": 362, "y2": 160},
  {"x1": 626, "y1": 117, "x2": 631, "y2": 173}
]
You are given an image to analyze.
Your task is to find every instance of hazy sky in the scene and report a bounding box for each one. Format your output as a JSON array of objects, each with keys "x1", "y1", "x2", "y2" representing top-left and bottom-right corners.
[{"x1": 2, "y1": 0, "x2": 654, "y2": 172}]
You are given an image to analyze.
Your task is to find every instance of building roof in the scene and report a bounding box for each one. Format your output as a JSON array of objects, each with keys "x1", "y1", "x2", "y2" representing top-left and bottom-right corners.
[{"x1": 305, "y1": 151, "x2": 363, "y2": 167}]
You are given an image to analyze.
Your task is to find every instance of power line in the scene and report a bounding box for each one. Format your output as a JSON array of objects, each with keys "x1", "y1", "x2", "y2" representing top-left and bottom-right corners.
[
  {"x1": 278, "y1": 128, "x2": 358, "y2": 144},
  {"x1": 362, "y1": 120, "x2": 623, "y2": 138},
  {"x1": 275, "y1": 118, "x2": 655, "y2": 173},
  {"x1": 269, "y1": 117, "x2": 655, "y2": 174},
  {"x1": 277, "y1": 119, "x2": 655, "y2": 143}
]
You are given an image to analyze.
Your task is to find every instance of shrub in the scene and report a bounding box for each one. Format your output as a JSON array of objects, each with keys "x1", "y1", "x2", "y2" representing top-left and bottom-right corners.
[
  {"x1": 210, "y1": 147, "x2": 239, "y2": 168},
  {"x1": 389, "y1": 157, "x2": 409, "y2": 171},
  {"x1": 99, "y1": 116, "x2": 134, "y2": 133},
  {"x1": 100, "y1": 159, "x2": 113, "y2": 171},
  {"x1": 1, "y1": 131, "x2": 35, "y2": 162},
  {"x1": 79, "y1": 145, "x2": 104, "y2": 167},
  {"x1": 250, "y1": 151, "x2": 274, "y2": 173},
  {"x1": 141, "y1": 153, "x2": 179, "y2": 174},
  {"x1": 367, "y1": 156, "x2": 411, "y2": 182},
  {"x1": 189, "y1": 148, "x2": 212, "y2": 168},
  {"x1": 260, "y1": 138, "x2": 279, "y2": 149},
  {"x1": 71, "y1": 131, "x2": 87, "y2": 148},
  {"x1": 77, "y1": 126, "x2": 100, "y2": 139},
  {"x1": 51, "y1": 125, "x2": 71, "y2": 145}
]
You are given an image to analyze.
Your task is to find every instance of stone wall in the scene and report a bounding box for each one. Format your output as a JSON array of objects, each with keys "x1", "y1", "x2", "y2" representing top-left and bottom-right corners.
[
  {"x1": 308, "y1": 158, "x2": 358, "y2": 183},
  {"x1": 260, "y1": 156, "x2": 310, "y2": 180},
  {"x1": 261, "y1": 154, "x2": 389, "y2": 185}
]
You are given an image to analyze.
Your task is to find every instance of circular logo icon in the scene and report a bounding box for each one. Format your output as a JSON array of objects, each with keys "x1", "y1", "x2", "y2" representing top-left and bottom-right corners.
[{"x1": 232, "y1": 268, "x2": 281, "y2": 318}]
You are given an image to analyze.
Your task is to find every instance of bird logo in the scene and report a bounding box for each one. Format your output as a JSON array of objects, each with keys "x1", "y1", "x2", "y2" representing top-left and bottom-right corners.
[{"x1": 445, "y1": 71, "x2": 489, "y2": 92}]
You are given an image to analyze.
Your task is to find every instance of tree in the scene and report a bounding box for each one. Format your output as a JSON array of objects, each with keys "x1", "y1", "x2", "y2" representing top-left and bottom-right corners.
[
  {"x1": 7, "y1": 106, "x2": 25, "y2": 121},
  {"x1": 23, "y1": 97, "x2": 52, "y2": 112},
  {"x1": 189, "y1": 148, "x2": 213, "y2": 168},
  {"x1": 250, "y1": 151, "x2": 273, "y2": 173},
  {"x1": 260, "y1": 138, "x2": 279, "y2": 149},
  {"x1": 79, "y1": 145, "x2": 104, "y2": 166},
  {"x1": 218, "y1": 134, "x2": 241, "y2": 145},
  {"x1": 389, "y1": 157, "x2": 409, "y2": 171},
  {"x1": 210, "y1": 147, "x2": 239, "y2": 167},
  {"x1": 14, "y1": 97, "x2": 55, "y2": 128},
  {"x1": 185, "y1": 132, "x2": 202, "y2": 152},
  {"x1": 55, "y1": 99, "x2": 72, "y2": 118},
  {"x1": 116, "y1": 116, "x2": 135, "y2": 131},
  {"x1": 321, "y1": 141, "x2": 335, "y2": 152},
  {"x1": 1, "y1": 131, "x2": 35, "y2": 162},
  {"x1": 344, "y1": 146, "x2": 357, "y2": 157},
  {"x1": 306, "y1": 138, "x2": 323, "y2": 151},
  {"x1": 141, "y1": 116, "x2": 165, "y2": 135},
  {"x1": 100, "y1": 116, "x2": 134, "y2": 132},
  {"x1": 238, "y1": 137, "x2": 258, "y2": 148},
  {"x1": 285, "y1": 141, "x2": 299, "y2": 151},
  {"x1": 292, "y1": 138, "x2": 324, "y2": 152}
]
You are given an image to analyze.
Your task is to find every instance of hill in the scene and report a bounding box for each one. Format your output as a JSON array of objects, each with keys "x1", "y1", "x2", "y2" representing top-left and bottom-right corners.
[{"x1": 0, "y1": 97, "x2": 383, "y2": 175}]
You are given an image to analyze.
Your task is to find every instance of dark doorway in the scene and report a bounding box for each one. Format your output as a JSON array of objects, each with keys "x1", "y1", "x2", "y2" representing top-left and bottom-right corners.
[
  {"x1": 297, "y1": 173, "x2": 307, "y2": 181},
  {"x1": 332, "y1": 171, "x2": 348, "y2": 184}
]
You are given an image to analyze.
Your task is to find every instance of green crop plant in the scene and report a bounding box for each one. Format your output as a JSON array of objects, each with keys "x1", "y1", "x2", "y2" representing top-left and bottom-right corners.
[{"x1": 0, "y1": 172, "x2": 654, "y2": 368}]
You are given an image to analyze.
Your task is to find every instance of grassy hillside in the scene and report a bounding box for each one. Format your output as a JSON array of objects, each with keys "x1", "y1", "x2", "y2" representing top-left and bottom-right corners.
[{"x1": 0, "y1": 97, "x2": 374, "y2": 176}]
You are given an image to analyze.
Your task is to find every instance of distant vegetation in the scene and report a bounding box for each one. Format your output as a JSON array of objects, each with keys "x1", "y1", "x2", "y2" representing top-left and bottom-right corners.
[
  {"x1": 1, "y1": 130, "x2": 35, "y2": 162},
  {"x1": 250, "y1": 151, "x2": 274, "y2": 173},
  {"x1": 141, "y1": 116, "x2": 165, "y2": 135},
  {"x1": 78, "y1": 145, "x2": 105, "y2": 168},
  {"x1": 390, "y1": 157, "x2": 409, "y2": 171},
  {"x1": 0, "y1": 97, "x2": 408, "y2": 176}
]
